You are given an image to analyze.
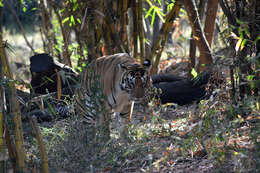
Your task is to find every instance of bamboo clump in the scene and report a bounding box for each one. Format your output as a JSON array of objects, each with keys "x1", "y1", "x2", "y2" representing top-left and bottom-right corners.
[
  {"x1": 149, "y1": 1, "x2": 182, "y2": 74},
  {"x1": 0, "y1": 33, "x2": 27, "y2": 172}
]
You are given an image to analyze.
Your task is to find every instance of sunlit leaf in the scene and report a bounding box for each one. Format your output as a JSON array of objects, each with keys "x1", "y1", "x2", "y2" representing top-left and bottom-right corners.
[
  {"x1": 73, "y1": 3, "x2": 78, "y2": 11},
  {"x1": 76, "y1": 18, "x2": 81, "y2": 24},
  {"x1": 238, "y1": 27, "x2": 244, "y2": 39},
  {"x1": 167, "y1": 2, "x2": 175, "y2": 12},
  {"x1": 145, "y1": 6, "x2": 154, "y2": 19},
  {"x1": 151, "y1": 10, "x2": 156, "y2": 26},
  {"x1": 23, "y1": 7, "x2": 27, "y2": 12},
  {"x1": 59, "y1": 9, "x2": 65, "y2": 14},
  {"x1": 244, "y1": 27, "x2": 249, "y2": 37},
  {"x1": 191, "y1": 68, "x2": 198, "y2": 78},
  {"x1": 194, "y1": 36, "x2": 199, "y2": 41},
  {"x1": 235, "y1": 38, "x2": 242, "y2": 52},
  {"x1": 230, "y1": 32, "x2": 239, "y2": 39},
  {"x1": 62, "y1": 17, "x2": 70, "y2": 24},
  {"x1": 240, "y1": 39, "x2": 246, "y2": 51},
  {"x1": 247, "y1": 75, "x2": 254, "y2": 80},
  {"x1": 70, "y1": 15, "x2": 75, "y2": 26},
  {"x1": 254, "y1": 35, "x2": 260, "y2": 43}
]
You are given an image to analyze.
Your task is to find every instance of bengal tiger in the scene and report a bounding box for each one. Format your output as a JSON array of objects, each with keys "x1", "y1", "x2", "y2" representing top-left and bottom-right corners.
[{"x1": 75, "y1": 53, "x2": 151, "y2": 138}]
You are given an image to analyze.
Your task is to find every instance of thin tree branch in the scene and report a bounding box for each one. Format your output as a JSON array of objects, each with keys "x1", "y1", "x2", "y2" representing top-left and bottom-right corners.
[{"x1": 4, "y1": 0, "x2": 35, "y2": 53}]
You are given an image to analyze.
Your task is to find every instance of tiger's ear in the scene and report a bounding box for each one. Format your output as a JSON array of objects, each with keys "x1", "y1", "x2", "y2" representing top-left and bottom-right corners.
[
  {"x1": 143, "y1": 59, "x2": 151, "y2": 67},
  {"x1": 143, "y1": 59, "x2": 151, "y2": 70},
  {"x1": 118, "y1": 63, "x2": 127, "y2": 71}
]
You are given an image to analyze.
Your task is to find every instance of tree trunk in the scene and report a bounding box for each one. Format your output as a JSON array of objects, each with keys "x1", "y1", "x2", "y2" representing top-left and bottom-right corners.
[
  {"x1": 189, "y1": 0, "x2": 207, "y2": 76},
  {"x1": 182, "y1": 0, "x2": 213, "y2": 72},
  {"x1": 204, "y1": 0, "x2": 218, "y2": 47}
]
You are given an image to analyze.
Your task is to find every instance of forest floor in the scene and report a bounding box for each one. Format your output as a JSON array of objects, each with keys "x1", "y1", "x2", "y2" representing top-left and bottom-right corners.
[{"x1": 21, "y1": 96, "x2": 259, "y2": 173}]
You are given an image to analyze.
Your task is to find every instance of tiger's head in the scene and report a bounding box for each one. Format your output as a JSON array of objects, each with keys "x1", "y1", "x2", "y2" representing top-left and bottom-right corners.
[{"x1": 119, "y1": 59, "x2": 151, "y2": 102}]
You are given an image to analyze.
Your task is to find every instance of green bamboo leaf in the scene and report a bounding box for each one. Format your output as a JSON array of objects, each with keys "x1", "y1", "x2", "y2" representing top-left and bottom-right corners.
[
  {"x1": 240, "y1": 39, "x2": 246, "y2": 51},
  {"x1": 254, "y1": 35, "x2": 260, "y2": 43},
  {"x1": 145, "y1": 6, "x2": 154, "y2": 18},
  {"x1": 62, "y1": 17, "x2": 70, "y2": 24},
  {"x1": 23, "y1": 7, "x2": 26, "y2": 12},
  {"x1": 151, "y1": 10, "x2": 156, "y2": 25},
  {"x1": 70, "y1": 15, "x2": 75, "y2": 26},
  {"x1": 247, "y1": 75, "x2": 254, "y2": 81},
  {"x1": 76, "y1": 18, "x2": 81, "y2": 24},
  {"x1": 191, "y1": 68, "x2": 198, "y2": 78},
  {"x1": 59, "y1": 9, "x2": 65, "y2": 14},
  {"x1": 244, "y1": 27, "x2": 249, "y2": 37},
  {"x1": 73, "y1": 3, "x2": 78, "y2": 11},
  {"x1": 238, "y1": 27, "x2": 243, "y2": 39}
]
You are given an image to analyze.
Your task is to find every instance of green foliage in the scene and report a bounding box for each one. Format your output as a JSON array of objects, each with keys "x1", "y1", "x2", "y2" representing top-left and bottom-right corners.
[
  {"x1": 191, "y1": 68, "x2": 198, "y2": 78},
  {"x1": 144, "y1": 0, "x2": 165, "y2": 26}
]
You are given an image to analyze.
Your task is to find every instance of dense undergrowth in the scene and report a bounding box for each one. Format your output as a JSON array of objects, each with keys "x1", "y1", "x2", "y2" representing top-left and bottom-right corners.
[{"x1": 21, "y1": 80, "x2": 259, "y2": 173}]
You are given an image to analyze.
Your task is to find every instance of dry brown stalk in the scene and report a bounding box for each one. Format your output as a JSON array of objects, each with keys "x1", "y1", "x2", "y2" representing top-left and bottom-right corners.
[
  {"x1": 4, "y1": 126, "x2": 17, "y2": 172},
  {"x1": 30, "y1": 117, "x2": 49, "y2": 173}
]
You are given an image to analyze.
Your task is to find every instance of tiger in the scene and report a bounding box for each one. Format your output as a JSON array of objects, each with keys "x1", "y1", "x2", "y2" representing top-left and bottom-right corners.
[{"x1": 75, "y1": 53, "x2": 151, "y2": 139}]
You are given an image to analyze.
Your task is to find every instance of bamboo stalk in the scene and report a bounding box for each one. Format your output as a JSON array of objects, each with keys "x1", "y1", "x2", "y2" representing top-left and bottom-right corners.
[
  {"x1": 121, "y1": 0, "x2": 129, "y2": 53},
  {"x1": 0, "y1": 49, "x2": 6, "y2": 173},
  {"x1": 103, "y1": 2, "x2": 125, "y2": 54},
  {"x1": 137, "y1": 0, "x2": 144, "y2": 63},
  {"x1": 149, "y1": 1, "x2": 182, "y2": 74},
  {"x1": 94, "y1": 0, "x2": 105, "y2": 57},
  {"x1": 0, "y1": 33, "x2": 27, "y2": 173},
  {"x1": 4, "y1": 126, "x2": 16, "y2": 172},
  {"x1": 132, "y1": 0, "x2": 138, "y2": 58},
  {"x1": 30, "y1": 117, "x2": 49, "y2": 173}
]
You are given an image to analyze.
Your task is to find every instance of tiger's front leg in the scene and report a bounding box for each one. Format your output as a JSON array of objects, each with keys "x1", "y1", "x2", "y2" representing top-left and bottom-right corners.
[{"x1": 116, "y1": 101, "x2": 135, "y2": 139}]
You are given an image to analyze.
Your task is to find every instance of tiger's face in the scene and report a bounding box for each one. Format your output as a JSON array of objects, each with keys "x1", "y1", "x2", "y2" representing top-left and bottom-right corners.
[{"x1": 119, "y1": 60, "x2": 151, "y2": 102}]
